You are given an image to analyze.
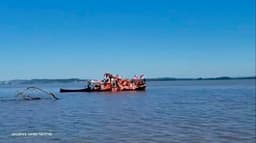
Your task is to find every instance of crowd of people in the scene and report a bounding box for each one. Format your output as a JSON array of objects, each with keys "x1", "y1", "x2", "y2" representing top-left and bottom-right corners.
[{"x1": 87, "y1": 73, "x2": 146, "y2": 91}]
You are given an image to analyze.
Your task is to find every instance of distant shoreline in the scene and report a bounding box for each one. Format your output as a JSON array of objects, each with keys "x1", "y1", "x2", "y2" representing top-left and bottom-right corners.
[
  {"x1": 147, "y1": 76, "x2": 256, "y2": 81},
  {"x1": 0, "y1": 76, "x2": 255, "y2": 85}
]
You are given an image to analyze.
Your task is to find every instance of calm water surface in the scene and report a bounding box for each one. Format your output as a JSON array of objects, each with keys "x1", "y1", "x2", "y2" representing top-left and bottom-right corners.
[{"x1": 0, "y1": 79, "x2": 255, "y2": 143}]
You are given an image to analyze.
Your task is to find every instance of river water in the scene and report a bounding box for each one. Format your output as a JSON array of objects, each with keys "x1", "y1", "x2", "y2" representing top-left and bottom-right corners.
[{"x1": 0, "y1": 79, "x2": 255, "y2": 143}]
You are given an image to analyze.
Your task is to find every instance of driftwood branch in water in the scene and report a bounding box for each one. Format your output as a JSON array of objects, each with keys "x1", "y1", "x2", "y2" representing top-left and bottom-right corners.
[{"x1": 16, "y1": 87, "x2": 59, "y2": 100}]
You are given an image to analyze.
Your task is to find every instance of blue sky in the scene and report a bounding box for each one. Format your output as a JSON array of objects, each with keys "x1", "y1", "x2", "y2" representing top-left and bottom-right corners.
[{"x1": 0, "y1": 0, "x2": 255, "y2": 80}]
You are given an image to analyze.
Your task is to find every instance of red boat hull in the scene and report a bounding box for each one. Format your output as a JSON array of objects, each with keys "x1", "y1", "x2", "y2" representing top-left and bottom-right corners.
[{"x1": 59, "y1": 86, "x2": 146, "y2": 93}]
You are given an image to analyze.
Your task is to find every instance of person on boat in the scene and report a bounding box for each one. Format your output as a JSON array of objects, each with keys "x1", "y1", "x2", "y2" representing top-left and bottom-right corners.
[
  {"x1": 117, "y1": 79, "x2": 124, "y2": 91},
  {"x1": 121, "y1": 79, "x2": 132, "y2": 90},
  {"x1": 94, "y1": 84, "x2": 101, "y2": 90},
  {"x1": 134, "y1": 74, "x2": 145, "y2": 85},
  {"x1": 116, "y1": 74, "x2": 122, "y2": 80},
  {"x1": 140, "y1": 74, "x2": 145, "y2": 81},
  {"x1": 104, "y1": 72, "x2": 110, "y2": 78},
  {"x1": 116, "y1": 79, "x2": 124, "y2": 91},
  {"x1": 130, "y1": 82, "x2": 137, "y2": 90},
  {"x1": 101, "y1": 82, "x2": 111, "y2": 91},
  {"x1": 104, "y1": 73, "x2": 111, "y2": 83},
  {"x1": 134, "y1": 75, "x2": 140, "y2": 80},
  {"x1": 111, "y1": 78, "x2": 119, "y2": 91}
]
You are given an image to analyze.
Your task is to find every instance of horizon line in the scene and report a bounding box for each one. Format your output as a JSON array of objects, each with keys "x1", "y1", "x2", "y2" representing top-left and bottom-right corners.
[{"x1": 1, "y1": 75, "x2": 255, "y2": 82}]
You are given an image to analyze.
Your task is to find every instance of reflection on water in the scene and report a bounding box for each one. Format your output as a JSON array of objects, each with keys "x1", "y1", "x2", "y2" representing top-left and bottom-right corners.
[{"x1": 0, "y1": 79, "x2": 255, "y2": 143}]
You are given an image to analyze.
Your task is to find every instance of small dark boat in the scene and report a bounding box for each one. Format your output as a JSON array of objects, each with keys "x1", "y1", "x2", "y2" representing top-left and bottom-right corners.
[
  {"x1": 60, "y1": 86, "x2": 146, "y2": 93},
  {"x1": 60, "y1": 88, "x2": 101, "y2": 93}
]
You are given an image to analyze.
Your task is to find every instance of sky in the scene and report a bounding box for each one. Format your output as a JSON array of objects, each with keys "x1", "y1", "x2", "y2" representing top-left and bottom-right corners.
[{"x1": 0, "y1": 0, "x2": 255, "y2": 80}]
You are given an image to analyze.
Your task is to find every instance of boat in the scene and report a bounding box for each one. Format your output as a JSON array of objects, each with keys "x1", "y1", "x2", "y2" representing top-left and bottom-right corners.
[
  {"x1": 60, "y1": 85, "x2": 146, "y2": 93},
  {"x1": 59, "y1": 73, "x2": 146, "y2": 93}
]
